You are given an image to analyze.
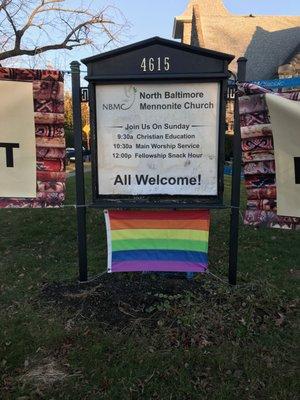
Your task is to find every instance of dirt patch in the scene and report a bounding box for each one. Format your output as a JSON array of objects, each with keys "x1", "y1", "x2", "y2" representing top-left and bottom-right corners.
[
  {"x1": 41, "y1": 273, "x2": 298, "y2": 351},
  {"x1": 42, "y1": 273, "x2": 207, "y2": 328},
  {"x1": 22, "y1": 358, "x2": 68, "y2": 386}
]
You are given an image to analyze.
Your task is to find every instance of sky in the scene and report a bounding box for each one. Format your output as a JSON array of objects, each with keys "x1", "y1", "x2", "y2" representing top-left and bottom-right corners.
[
  {"x1": 4, "y1": 0, "x2": 299, "y2": 74},
  {"x1": 111, "y1": 0, "x2": 300, "y2": 44},
  {"x1": 63, "y1": 0, "x2": 300, "y2": 69}
]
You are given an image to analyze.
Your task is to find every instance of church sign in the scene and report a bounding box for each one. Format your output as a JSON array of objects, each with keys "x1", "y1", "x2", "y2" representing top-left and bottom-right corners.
[{"x1": 82, "y1": 37, "x2": 234, "y2": 209}]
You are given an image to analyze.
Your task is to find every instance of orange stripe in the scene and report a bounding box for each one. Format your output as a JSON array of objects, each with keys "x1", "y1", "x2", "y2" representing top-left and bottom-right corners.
[
  {"x1": 110, "y1": 219, "x2": 210, "y2": 231},
  {"x1": 108, "y1": 210, "x2": 209, "y2": 220}
]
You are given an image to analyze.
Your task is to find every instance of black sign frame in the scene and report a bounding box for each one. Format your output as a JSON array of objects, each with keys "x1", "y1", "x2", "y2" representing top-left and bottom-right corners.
[{"x1": 82, "y1": 37, "x2": 234, "y2": 209}]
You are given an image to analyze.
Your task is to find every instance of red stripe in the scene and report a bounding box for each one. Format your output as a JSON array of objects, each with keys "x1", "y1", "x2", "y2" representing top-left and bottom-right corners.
[
  {"x1": 108, "y1": 210, "x2": 210, "y2": 220},
  {"x1": 110, "y1": 219, "x2": 210, "y2": 231}
]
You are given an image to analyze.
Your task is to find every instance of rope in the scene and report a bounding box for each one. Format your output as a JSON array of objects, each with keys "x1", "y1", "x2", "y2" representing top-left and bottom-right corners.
[
  {"x1": 62, "y1": 70, "x2": 87, "y2": 75},
  {"x1": 77, "y1": 270, "x2": 106, "y2": 284},
  {"x1": 60, "y1": 204, "x2": 244, "y2": 214},
  {"x1": 207, "y1": 270, "x2": 228, "y2": 285}
]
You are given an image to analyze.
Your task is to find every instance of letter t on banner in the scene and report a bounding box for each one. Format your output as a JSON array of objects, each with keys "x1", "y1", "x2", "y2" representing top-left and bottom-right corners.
[{"x1": 0, "y1": 143, "x2": 20, "y2": 167}]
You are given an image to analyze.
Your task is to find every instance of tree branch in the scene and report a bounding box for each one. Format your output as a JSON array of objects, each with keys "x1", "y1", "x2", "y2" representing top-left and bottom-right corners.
[
  {"x1": 0, "y1": 0, "x2": 12, "y2": 12},
  {"x1": 0, "y1": 0, "x2": 128, "y2": 62},
  {"x1": 0, "y1": 41, "x2": 88, "y2": 60},
  {"x1": 2, "y1": 2, "x2": 17, "y2": 35},
  {"x1": 18, "y1": 0, "x2": 64, "y2": 37}
]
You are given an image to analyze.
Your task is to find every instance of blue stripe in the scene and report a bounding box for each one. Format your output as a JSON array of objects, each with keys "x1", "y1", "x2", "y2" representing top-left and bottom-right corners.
[
  {"x1": 251, "y1": 77, "x2": 300, "y2": 89},
  {"x1": 112, "y1": 249, "x2": 208, "y2": 264},
  {"x1": 228, "y1": 78, "x2": 300, "y2": 90}
]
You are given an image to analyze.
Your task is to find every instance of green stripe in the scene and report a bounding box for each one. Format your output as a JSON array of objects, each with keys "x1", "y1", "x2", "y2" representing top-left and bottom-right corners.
[
  {"x1": 111, "y1": 229, "x2": 209, "y2": 242},
  {"x1": 112, "y1": 239, "x2": 208, "y2": 253}
]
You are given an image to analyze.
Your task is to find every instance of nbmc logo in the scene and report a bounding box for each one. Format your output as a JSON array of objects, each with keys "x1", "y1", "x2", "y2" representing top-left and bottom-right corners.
[
  {"x1": 102, "y1": 86, "x2": 137, "y2": 111},
  {"x1": 102, "y1": 103, "x2": 130, "y2": 111}
]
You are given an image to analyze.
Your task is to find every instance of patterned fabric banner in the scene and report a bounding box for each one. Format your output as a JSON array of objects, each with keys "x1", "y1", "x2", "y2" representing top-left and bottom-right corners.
[
  {"x1": 104, "y1": 210, "x2": 210, "y2": 273},
  {"x1": 0, "y1": 67, "x2": 65, "y2": 208},
  {"x1": 238, "y1": 83, "x2": 300, "y2": 229}
]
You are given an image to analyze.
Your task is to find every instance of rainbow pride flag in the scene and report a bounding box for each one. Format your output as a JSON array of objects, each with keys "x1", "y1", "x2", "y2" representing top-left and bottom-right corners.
[{"x1": 104, "y1": 210, "x2": 210, "y2": 273}]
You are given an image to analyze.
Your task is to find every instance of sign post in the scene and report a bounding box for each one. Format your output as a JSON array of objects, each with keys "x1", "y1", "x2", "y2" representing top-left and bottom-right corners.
[
  {"x1": 228, "y1": 58, "x2": 247, "y2": 285},
  {"x1": 72, "y1": 36, "x2": 236, "y2": 282},
  {"x1": 70, "y1": 61, "x2": 88, "y2": 282}
]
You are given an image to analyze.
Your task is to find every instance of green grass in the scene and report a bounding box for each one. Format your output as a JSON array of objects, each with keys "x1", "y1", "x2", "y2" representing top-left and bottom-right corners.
[{"x1": 0, "y1": 175, "x2": 299, "y2": 399}]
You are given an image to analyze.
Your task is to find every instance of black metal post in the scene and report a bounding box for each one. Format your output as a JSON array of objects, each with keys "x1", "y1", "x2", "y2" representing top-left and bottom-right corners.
[
  {"x1": 228, "y1": 57, "x2": 247, "y2": 285},
  {"x1": 70, "y1": 61, "x2": 88, "y2": 282}
]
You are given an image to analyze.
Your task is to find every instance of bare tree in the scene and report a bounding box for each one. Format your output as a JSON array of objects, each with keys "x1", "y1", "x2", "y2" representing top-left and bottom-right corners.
[{"x1": 0, "y1": 0, "x2": 128, "y2": 62}]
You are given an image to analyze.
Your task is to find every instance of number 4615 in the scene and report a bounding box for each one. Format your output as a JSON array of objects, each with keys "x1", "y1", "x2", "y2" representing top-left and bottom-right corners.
[{"x1": 140, "y1": 57, "x2": 170, "y2": 72}]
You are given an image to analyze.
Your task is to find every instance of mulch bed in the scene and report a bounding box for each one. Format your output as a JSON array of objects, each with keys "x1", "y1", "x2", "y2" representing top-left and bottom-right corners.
[{"x1": 42, "y1": 273, "x2": 208, "y2": 328}]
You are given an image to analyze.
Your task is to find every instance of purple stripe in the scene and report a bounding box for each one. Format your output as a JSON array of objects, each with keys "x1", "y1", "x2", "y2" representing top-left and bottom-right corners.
[{"x1": 110, "y1": 261, "x2": 208, "y2": 273}]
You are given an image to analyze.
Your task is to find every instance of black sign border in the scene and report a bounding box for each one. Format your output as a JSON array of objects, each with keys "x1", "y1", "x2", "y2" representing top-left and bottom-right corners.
[{"x1": 83, "y1": 37, "x2": 233, "y2": 209}]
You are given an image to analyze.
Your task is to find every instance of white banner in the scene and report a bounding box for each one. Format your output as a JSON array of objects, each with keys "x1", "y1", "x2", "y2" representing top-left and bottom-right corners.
[
  {"x1": 266, "y1": 94, "x2": 300, "y2": 217},
  {"x1": 0, "y1": 81, "x2": 36, "y2": 198},
  {"x1": 96, "y1": 82, "x2": 220, "y2": 196}
]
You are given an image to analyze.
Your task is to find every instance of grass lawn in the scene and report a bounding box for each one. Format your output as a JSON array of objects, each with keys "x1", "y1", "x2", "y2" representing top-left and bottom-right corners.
[{"x1": 0, "y1": 174, "x2": 299, "y2": 399}]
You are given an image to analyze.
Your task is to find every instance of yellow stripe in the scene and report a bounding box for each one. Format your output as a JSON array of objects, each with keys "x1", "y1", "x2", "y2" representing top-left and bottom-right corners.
[{"x1": 111, "y1": 229, "x2": 209, "y2": 242}]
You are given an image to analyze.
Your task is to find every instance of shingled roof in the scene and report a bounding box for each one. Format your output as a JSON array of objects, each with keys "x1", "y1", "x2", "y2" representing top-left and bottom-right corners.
[
  {"x1": 278, "y1": 44, "x2": 300, "y2": 77},
  {"x1": 173, "y1": 0, "x2": 300, "y2": 80}
]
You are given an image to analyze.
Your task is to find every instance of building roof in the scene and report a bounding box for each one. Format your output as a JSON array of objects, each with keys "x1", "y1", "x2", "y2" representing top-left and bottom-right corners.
[
  {"x1": 173, "y1": 0, "x2": 300, "y2": 80},
  {"x1": 278, "y1": 44, "x2": 300, "y2": 77}
]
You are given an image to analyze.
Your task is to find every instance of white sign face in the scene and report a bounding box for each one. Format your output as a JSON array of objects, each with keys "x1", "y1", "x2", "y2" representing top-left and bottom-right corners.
[
  {"x1": 96, "y1": 82, "x2": 220, "y2": 196},
  {"x1": 0, "y1": 81, "x2": 36, "y2": 198}
]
